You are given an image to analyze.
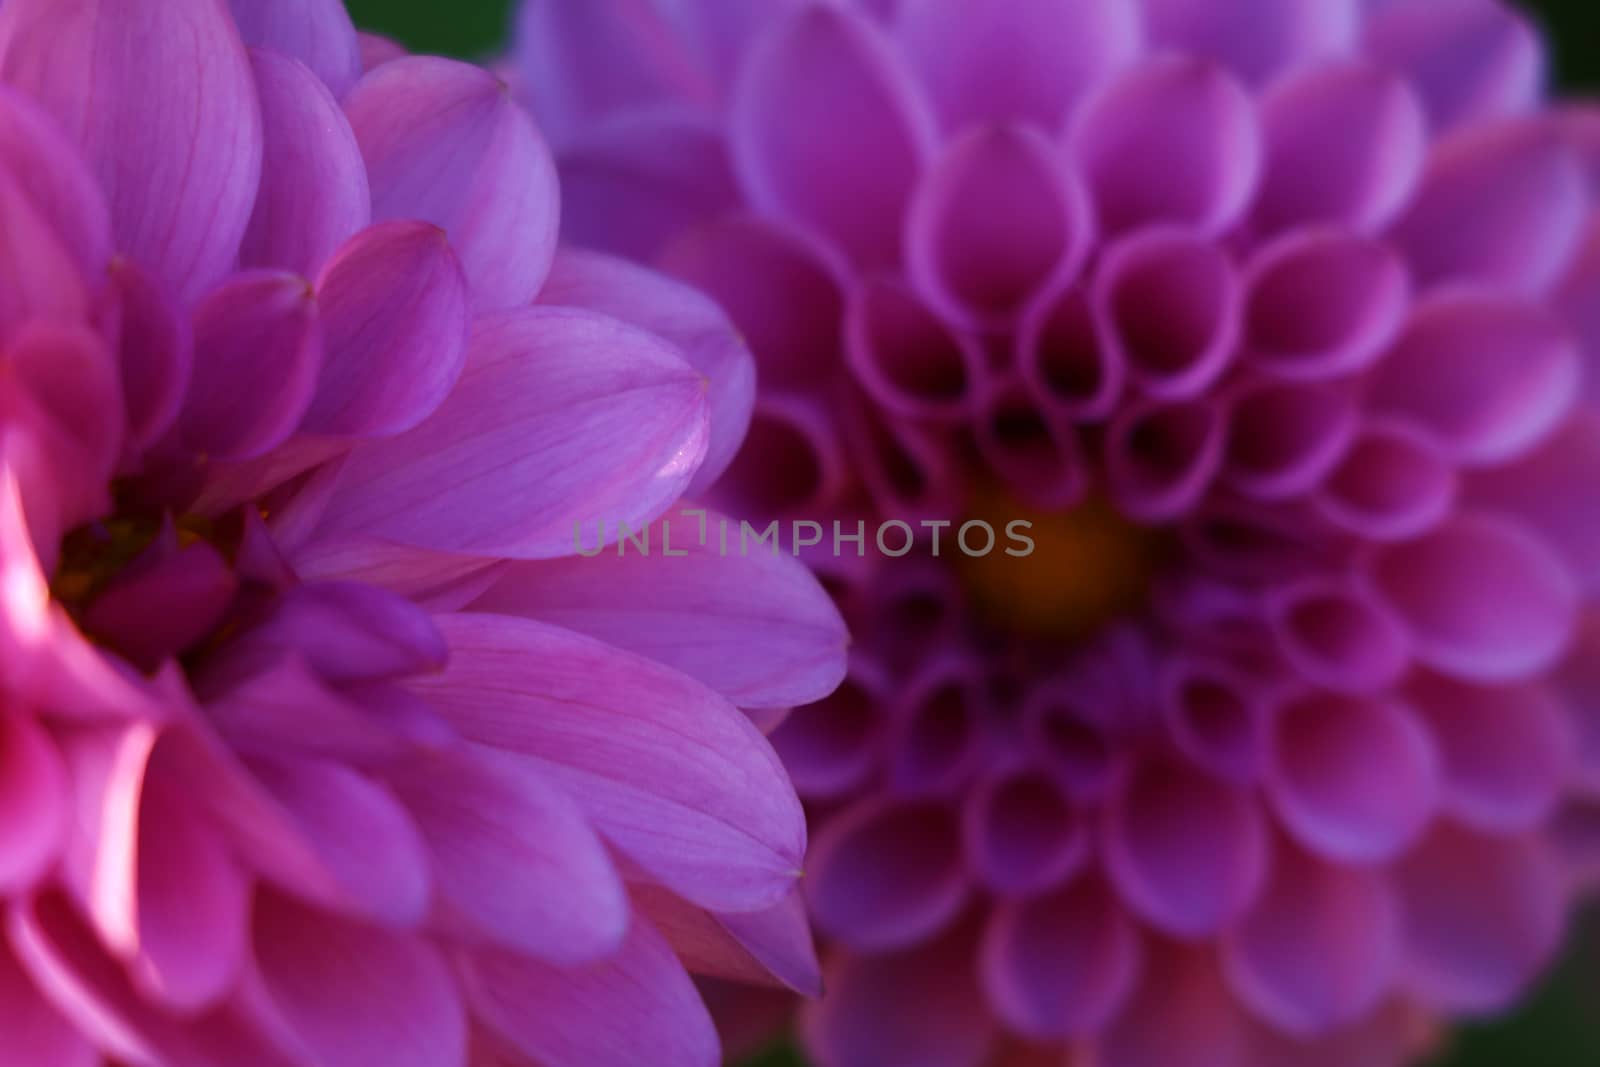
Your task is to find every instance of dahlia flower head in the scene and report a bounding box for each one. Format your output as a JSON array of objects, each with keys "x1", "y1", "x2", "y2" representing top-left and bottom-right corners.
[
  {"x1": 0, "y1": 1, "x2": 851, "y2": 1065},
  {"x1": 515, "y1": 0, "x2": 1600, "y2": 1065}
]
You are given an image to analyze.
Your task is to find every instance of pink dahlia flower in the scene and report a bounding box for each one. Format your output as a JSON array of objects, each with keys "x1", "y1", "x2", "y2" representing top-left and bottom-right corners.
[
  {"x1": 516, "y1": 1, "x2": 1600, "y2": 1064},
  {"x1": 0, "y1": 1, "x2": 847, "y2": 1065}
]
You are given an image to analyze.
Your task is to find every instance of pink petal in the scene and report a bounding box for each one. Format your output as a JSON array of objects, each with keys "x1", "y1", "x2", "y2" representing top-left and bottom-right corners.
[
  {"x1": 906, "y1": 124, "x2": 1092, "y2": 328},
  {"x1": 0, "y1": 168, "x2": 92, "y2": 349},
  {"x1": 731, "y1": 2, "x2": 937, "y2": 267},
  {"x1": 1266, "y1": 692, "x2": 1438, "y2": 863},
  {"x1": 975, "y1": 381, "x2": 1089, "y2": 511},
  {"x1": 1266, "y1": 578, "x2": 1410, "y2": 695},
  {"x1": 289, "y1": 535, "x2": 504, "y2": 613},
  {"x1": 251, "y1": 891, "x2": 467, "y2": 1067},
  {"x1": 345, "y1": 56, "x2": 559, "y2": 310},
  {"x1": 304, "y1": 221, "x2": 471, "y2": 437},
  {"x1": 387, "y1": 743, "x2": 629, "y2": 965},
  {"x1": 893, "y1": 0, "x2": 1139, "y2": 130},
  {"x1": 412, "y1": 613, "x2": 806, "y2": 913},
  {"x1": 1091, "y1": 942, "x2": 1252, "y2": 1067},
  {"x1": 1103, "y1": 756, "x2": 1268, "y2": 937},
  {"x1": 1315, "y1": 417, "x2": 1458, "y2": 541},
  {"x1": 1069, "y1": 57, "x2": 1261, "y2": 237},
  {"x1": 0, "y1": 85, "x2": 112, "y2": 282},
  {"x1": 462, "y1": 915, "x2": 717, "y2": 1067},
  {"x1": 633, "y1": 884, "x2": 821, "y2": 996},
  {"x1": 0, "y1": 0, "x2": 263, "y2": 299},
  {"x1": 1017, "y1": 281, "x2": 1124, "y2": 420},
  {"x1": 180, "y1": 272, "x2": 323, "y2": 461},
  {"x1": 0, "y1": 712, "x2": 67, "y2": 892},
  {"x1": 770, "y1": 662, "x2": 890, "y2": 799},
  {"x1": 886, "y1": 656, "x2": 985, "y2": 794},
  {"x1": 107, "y1": 259, "x2": 192, "y2": 454},
  {"x1": 0, "y1": 940, "x2": 96, "y2": 1067},
  {"x1": 1105, "y1": 397, "x2": 1227, "y2": 521},
  {"x1": 81, "y1": 539, "x2": 238, "y2": 671},
  {"x1": 240, "y1": 49, "x2": 370, "y2": 277},
  {"x1": 1159, "y1": 660, "x2": 1267, "y2": 785},
  {"x1": 315, "y1": 308, "x2": 708, "y2": 558},
  {"x1": 1224, "y1": 379, "x2": 1359, "y2": 500},
  {"x1": 845, "y1": 277, "x2": 985, "y2": 421},
  {"x1": 227, "y1": 0, "x2": 363, "y2": 99},
  {"x1": 540, "y1": 249, "x2": 755, "y2": 495},
  {"x1": 706, "y1": 394, "x2": 850, "y2": 520},
  {"x1": 469, "y1": 505, "x2": 847, "y2": 710},
  {"x1": 1141, "y1": 0, "x2": 1358, "y2": 85},
  {"x1": 979, "y1": 876, "x2": 1141, "y2": 1038},
  {"x1": 359, "y1": 31, "x2": 407, "y2": 72},
  {"x1": 963, "y1": 769, "x2": 1089, "y2": 895},
  {"x1": 1365, "y1": 514, "x2": 1579, "y2": 682}
]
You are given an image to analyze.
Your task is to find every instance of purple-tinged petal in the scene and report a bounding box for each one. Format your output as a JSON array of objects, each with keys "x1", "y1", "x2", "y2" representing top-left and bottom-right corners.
[
  {"x1": 303, "y1": 221, "x2": 470, "y2": 437},
  {"x1": 706, "y1": 393, "x2": 851, "y2": 521},
  {"x1": 0, "y1": 713, "x2": 67, "y2": 892},
  {"x1": 975, "y1": 381, "x2": 1089, "y2": 511},
  {"x1": 412, "y1": 613, "x2": 806, "y2": 913},
  {"x1": 1091, "y1": 942, "x2": 1253, "y2": 1067},
  {"x1": 1224, "y1": 379, "x2": 1359, "y2": 500},
  {"x1": 0, "y1": 940, "x2": 96, "y2": 1067},
  {"x1": 1266, "y1": 578, "x2": 1410, "y2": 695},
  {"x1": 240, "y1": 49, "x2": 370, "y2": 278},
  {"x1": 1316, "y1": 417, "x2": 1458, "y2": 541},
  {"x1": 1159, "y1": 660, "x2": 1267, "y2": 784},
  {"x1": 463, "y1": 915, "x2": 717, "y2": 1067},
  {"x1": 1556, "y1": 218, "x2": 1600, "y2": 407},
  {"x1": 469, "y1": 505, "x2": 847, "y2": 710},
  {"x1": 633, "y1": 884, "x2": 821, "y2": 996},
  {"x1": 1365, "y1": 0, "x2": 1544, "y2": 132},
  {"x1": 846, "y1": 277, "x2": 985, "y2": 422},
  {"x1": 81, "y1": 539, "x2": 237, "y2": 672},
  {"x1": 345, "y1": 56, "x2": 559, "y2": 310},
  {"x1": 963, "y1": 769, "x2": 1089, "y2": 894},
  {"x1": 1105, "y1": 398, "x2": 1227, "y2": 521},
  {"x1": 108, "y1": 258, "x2": 191, "y2": 455},
  {"x1": 180, "y1": 272, "x2": 322, "y2": 461},
  {"x1": 388, "y1": 743, "x2": 629, "y2": 965},
  {"x1": 540, "y1": 249, "x2": 754, "y2": 495},
  {"x1": 1017, "y1": 281, "x2": 1124, "y2": 420},
  {"x1": 359, "y1": 32, "x2": 407, "y2": 72},
  {"x1": 731, "y1": 2, "x2": 937, "y2": 268},
  {"x1": 1143, "y1": 0, "x2": 1358, "y2": 85},
  {"x1": 250, "y1": 891, "x2": 467, "y2": 1067},
  {"x1": 291, "y1": 535, "x2": 504, "y2": 613},
  {"x1": 770, "y1": 663, "x2": 890, "y2": 799},
  {"x1": 0, "y1": 86, "x2": 112, "y2": 282},
  {"x1": 1069, "y1": 57, "x2": 1261, "y2": 237},
  {"x1": 1391, "y1": 119, "x2": 1587, "y2": 296},
  {"x1": 0, "y1": 0, "x2": 263, "y2": 299},
  {"x1": 228, "y1": 0, "x2": 363, "y2": 99},
  {"x1": 0, "y1": 167, "x2": 92, "y2": 346},
  {"x1": 315, "y1": 308, "x2": 708, "y2": 559}
]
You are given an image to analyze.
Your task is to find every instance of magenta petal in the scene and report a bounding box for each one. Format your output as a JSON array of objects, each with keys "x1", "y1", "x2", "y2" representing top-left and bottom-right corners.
[
  {"x1": 290, "y1": 535, "x2": 504, "y2": 613},
  {"x1": 1105, "y1": 398, "x2": 1227, "y2": 521},
  {"x1": 1366, "y1": 0, "x2": 1544, "y2": 132},
  {"x1": 469, "y1": 505, "x2": 847, "y2": 710},
  {"x1": 1224, "y1": 379, "x2": 1359, "y2": 500},
  {"x1": 1222, "y1": 839, "x2": 1397, "y2": 1036},
  {"x1": 1091, "y1": 943, "x2": 1252, "y2": 1067},
  {"x1": 1267, "y1": 578, "x2": 1410, "y2": 695},
  {"x1": 228, "y1": 0, "x2": 363, "y2": 99},
  {"x1": 770, "y1": 664, "x2": 889, "y2": 799},
  {"x1": 0, "y1": 940, "x2": 95, "y2": 1067},
  {"x1": 0, "y1": 713, "x2": 67, "y2": 892},
  {"x1": 1142, "y1": 0, "x2": 1358, "y2": 85},
  {"x1": 1103, "y1": 757, "x2": 1267, "y2": 937},
  {"x1": 345, "y1": 56, "x2": 559, "y2": 310},
  {"x1": 962, "y1": 769, "x2": 1089, "y2": 895},
  {"x1": 108, "y1": 259, "x2": 192, "y2": 455},
  {"x1": 240, "y1": 49, "x2": 371, "y2": 278},
  {"x1": 82, "y1": 540, "x2": 238, "y2": 671},
  {"x1": 359, "y1": 31, "x2": 407, "y2": 72},
  {"x1": 304, "y1": 221, "x2": 471, "y2": 437},
  {"x1": 634, "y1": 884, "x2": 821, "y2": 996},
  {"x1": 463, "y1": 915, "x2": 717, "y2": 1067},
  {"x1": 1070, "y1": 57, "x2": 1260, "y2": 237},
  {"x1": 731, "y1": 3, "x2": 936, "y2": 268},
  {"x1": 846, "y1": 277, "x2": 984, "y2": 422},
  {"x1": 388, "y1": 743, "x2": 629, "y2": 965},
  {"x1": 1267, "y1": 692, "x2": 1438, "y2": 863},
  {"x1": 894, "y1": 0, "x2": 1138, "y2": 130},
  {"x1": 252, "y1": 892, "x2": 467, "y2": 1067},
  {"x1": 1317, "y1": 418, "x2": 1458, "y2": 541},
  {"x1": 540, "y1": 249, "x2": 755, "y2": 495},
  {"x1": 1392, "y1": 119, "x2": 1587, "y2": 296},
  {"x1": 0, "y1": 168, "x2": 92, "y2": 347},
  {"x1": 979, "y1": 876, "x2": 1140, "y2": 1039},
  {"x1": 1393, "y1": 824, "x2": 1565, "y2": 1013},
  {"x1": 316, "y1": 307, "x2": 708, "y2": 559},
  {"x1": 0, "y1": 0, "x2": 263, "y2": 299},
  {"x1": 413, "y1": 613, "x2": 805, "y2": 913},
  {"x1": 1366, "y1": 515, "x2": 1578, "y2": 682},
  {"x1": 0, "y1": 86, "x2": 112, "y2": 282},
  {"x1": 181, "y1": 272, "x2": 323, "y2": 461}
]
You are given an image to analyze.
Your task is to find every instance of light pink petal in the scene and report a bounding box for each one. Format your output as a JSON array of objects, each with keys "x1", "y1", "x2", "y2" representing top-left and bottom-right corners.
[
  {"x1": 180, "y1": 272, "x2": 323, "y2": 461},
  {"x1": 1104, "y1": 756, "x2": 1268, "y2": 937},
  {"x1": 962, "y1": 769, "x2": 1089, "y2": 895},
  {"x1": 633, "y1": 884, "x2": 821, "y2": 996},
  {"x1": 731, "y1": 2, "x2": 937, "y2": 267},
  {"x1": 1141, "y1": 0, "x2": 1358, "y2": 85},
  {"x1": 462, "y1": 915, "x2": 718, "y2": 1067},
  {"x1": 469, "y1": 504, "x2": 847, "y2": 710},
  {"x1": 345, "y1": 56, "x2": 559, "y2": 310},
  {"x1": 1316, "y1": 417, "x2": 1458, "y2": 541},
  {"x1": 807, "y1": 800, "x2": 967, "y2": 951},
  {"x1": 240, "y1": 49, "x2": 370, "y2": 278},
  {"x1": 1365, "y1": 514, "x2": 1579, "y2": 682},
  {"x1": 1392, "y1": 119, "x2": 1587, "y2": 296},
  {"x1": 540, "y1": 249, "x2": 755, "y2": 494},
  {"x1": 559, "y1": 108, "x2": 742, "y2": 262},
  {"x1": 251, "y1": 891, "x2": 467, "y2": 1067},
  {"x1": 1392, "y1": 823, "x2": 1565, "y2": 1013},
  {"x1": 315, "y1": 308, "x2": 708, "y2": 558},
  {"x1": 0, "y1": 940, "x2": 95, "y2": 1067},
  {"x1": 1223, "y1": 839, "x2": 1398, "y2": 1035},
  {"x1": 388, "y1": 743, "x2": 629, "y2": 965},
  {"x1": 1267, "y1": 692, "x2": 1438, "y2": 863},
  {"x1": 980, "y1": 876, "x2": 1141, "y2": 1038},
  {"x1": 0, "y1": 0, "x2": 262, "y2": 299},
  {"x1": 1369, "y1": 293, "x2": 1579, "y2": 466},
  {"x1": 1365, "y1": 0, "x2": 1544, "y2": 132},
  {"x1": 304, "y1": 220, "x2": 471, "y2": 437},
  {"x1": 894, "y1": 0, "x2": 1139, "y2": 130},
  {"x1": 412, "y1": 613, "x2": 805, "y2": 913},
  {"x1": 0, "y1": 85, "x2": 112, "y2": 282},
  {"x1": 228, "y1": 0, "x2": 363, "y2": 98},
  {"x1": 1069, "y1": 57, "x2": 1261, "y2": 237},
  {"x1": 801, "y1": 923, "x2": 995, "y2": 1067},
  {"x1": 906, "y1": 124, "x2": 1091, "y2": 328},
  {"x1": 1405, "y1": 673, "x2": 1572, "y2": 832},
  {"x1": 0, "y1": 713, "x2": 67, "y2": 892},
  {"x1": 107, "y1": 259, "x2": 191, "y2": 455}
]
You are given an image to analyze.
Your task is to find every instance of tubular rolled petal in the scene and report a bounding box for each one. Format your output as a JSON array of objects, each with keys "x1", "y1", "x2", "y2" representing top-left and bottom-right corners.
[
  {"x1": 1105, "y1": 398, "x2": 1227, "y2": 521},
  {"x1": 1140, "y1": 0, "x2": 1359, "y2": 85},
  {"x1": 707, "y1": 395, "x2": 848, "y2": 520},
  {"x1": 963, "y1": 769, "x2": 1089, "y2": 895},
  {"x1": 1267, "y1": 579, "x2": 1411, "y2": 695},
  {"x1": 1018, "y1": 282, "x2": 1124, "y2": 419},
  {"x1": 846, "y1": 277, "x2": 983, "y2": 421},
  {"x1": 976, "y1": 384, "x2": 1088, "y2": 510},
  {"x1": 0, "y1": 940, "x2": 96, "y2": 1067},
  {"x1": 1224, "y1": 380, "x2": 1359, "y2": 500},
  {"x1": 770, "y1": 665, "x2": 889, "y2": 799},
  {"x1": 1160, "y1": 660, "x2": 1266, "y2": 784},
  {"x1": 1316, "y1": 418, "x2": 1458, "y2": 541}
]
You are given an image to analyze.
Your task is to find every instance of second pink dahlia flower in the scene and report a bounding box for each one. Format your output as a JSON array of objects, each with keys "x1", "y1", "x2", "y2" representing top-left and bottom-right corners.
[
  {"x1": 516, "y1": 1, "x2": 1600, "y2": 1065},
  {"x1": 0, "y1": 1, "x2": 847, "y2": 1065}
]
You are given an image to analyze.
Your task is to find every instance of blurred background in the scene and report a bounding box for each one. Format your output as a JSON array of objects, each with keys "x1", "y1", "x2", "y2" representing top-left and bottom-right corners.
[{"x1": 339, "y1": 1, "x2": 1599, "y2": 1064}]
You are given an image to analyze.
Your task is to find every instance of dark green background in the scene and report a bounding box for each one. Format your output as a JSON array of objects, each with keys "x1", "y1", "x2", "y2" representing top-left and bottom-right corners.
[{"x1": 340, "y1": 1, "x2": 1599, "y2": 1063}]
